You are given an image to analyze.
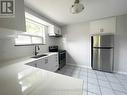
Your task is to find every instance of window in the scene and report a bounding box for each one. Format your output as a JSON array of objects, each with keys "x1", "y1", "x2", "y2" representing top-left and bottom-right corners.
[{"x1": 15, "y1": 12, "x2": 47, "y2": 45}]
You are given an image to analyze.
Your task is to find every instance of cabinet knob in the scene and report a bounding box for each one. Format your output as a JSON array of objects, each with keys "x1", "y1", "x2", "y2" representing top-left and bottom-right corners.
[{"x1": 35, "y1": 63, "x2": 37, "y2": 67}]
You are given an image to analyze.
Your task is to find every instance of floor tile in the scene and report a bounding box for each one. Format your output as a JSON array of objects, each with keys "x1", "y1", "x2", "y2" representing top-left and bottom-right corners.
[
  {"x1": 105, "y1": 72, "x2": 115, "y2": 77},
  {"x1": 115, "y1": 90, "x2": 127, "y2": 95},
  {"x1": 106, "y1": 75, "x2": 120, "y2": 83},
  {"x1": 57, "y1": 70, "x2": 65, "y2": 74},
  {"x1": 88, "y1": 69, "x2": 96, "y2": 74},
  {"x1": 73, "y1": 67, "x2": 81, "y2": 71},
  {"x1": 88, "y1": 78, "x2": 98, "y2": 85},
  {"x1": 95, "y1": 71, "x2": 105, "y2": 77},
  {"x1": 71, "y1": 73, "x2": 79, "y2": 78},
  {"x1": 79, "y1": 75, "x2": 87, "y2": 81},
  {"x1": 64, "y1": 68, "x2": 73, "y2": 73},
  {"x1": 63, "y1": 65, "x2": 73, "y2": 70},
  {"x1": 88, "y1": 83, "x2": 101, "y2": 95},
  {"x1": 120, "y1": 81, "x2": 127, "y2": 90},
  {"x1": 72, "y1": 70, "x2": 80, "y2": 74},
  {"x1": 88, "y1": 73, "x2": 97, "y2": 79},
  {"x1": 110, "y1": 83, "x2": 127, "y2": 93},
  {"x1": 63, "y1": 71, "x2": 72, "y2": 76},
  {"x1": 83, "y1": 81, "x2": 88, "y2": 90},
  {"x1": 100, "y1": 87, "x2": 115, "y2": 95},
  {"x1": 79, "y1": 71, "x2": 87, "y2": 76},
  {"x1": 97, "y1": 76, "x2": 107, "y2": 81},
  {"x1": 115, "y1": 74, "x2": 127, "y2": 81},
  {"x1": 98, "y1": 80, "x2": 111, "y2": 88},
  {"x1": 82, "y1": 90, "x2": 87, "y2": 95},
  {"x1": 88, "y1": 92, "x2": 98, "y2": 95},
  {"x1": 57, "y1": 65, "x2": 127, "y2": 95},
  {"x1": 80, "y1": 67, "x2": 87, "y2": 72}
]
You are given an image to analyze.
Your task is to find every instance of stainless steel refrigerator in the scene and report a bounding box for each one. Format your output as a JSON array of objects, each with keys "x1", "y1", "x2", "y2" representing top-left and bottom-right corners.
[{"x1": 91, "y1": 35, "x2": 114, "y2": 72}]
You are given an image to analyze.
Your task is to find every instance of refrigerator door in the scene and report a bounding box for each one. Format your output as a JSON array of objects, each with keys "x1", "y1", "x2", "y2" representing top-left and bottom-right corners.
[
  {"x1": 93, "y1": 48, "x2": 113, "y2": 72},
  {"x1": 93, "y1": 35, "x2": 114, "y2": 47}
]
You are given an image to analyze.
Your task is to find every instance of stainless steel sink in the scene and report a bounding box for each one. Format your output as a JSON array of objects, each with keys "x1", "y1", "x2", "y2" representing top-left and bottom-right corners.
[{"x1": 31, "y1": 54, "x2": 47, "y2": 58}]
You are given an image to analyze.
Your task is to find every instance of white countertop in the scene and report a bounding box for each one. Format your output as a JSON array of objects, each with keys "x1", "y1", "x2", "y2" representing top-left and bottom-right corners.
[{"x1": 0, "y1": 53, "x2": 83, "y2": 95}]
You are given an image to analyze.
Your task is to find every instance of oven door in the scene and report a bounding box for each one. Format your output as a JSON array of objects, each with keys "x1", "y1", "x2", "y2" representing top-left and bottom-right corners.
[{"x1": 59, "y1": 51, "x2": 66, "y2": 69}]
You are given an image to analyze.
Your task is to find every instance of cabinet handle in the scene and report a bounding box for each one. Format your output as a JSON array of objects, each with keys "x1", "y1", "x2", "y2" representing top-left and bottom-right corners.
[
  {"x1": 35, "y1": 63, "x2": 37, "y2": 67},
  {"x1": 45, "y1": 59, "x2": 48, "y2": 64}
]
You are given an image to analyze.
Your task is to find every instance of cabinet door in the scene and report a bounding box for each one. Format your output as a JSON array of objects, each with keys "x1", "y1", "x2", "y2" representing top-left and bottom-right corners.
[
  {"x1": 26, "y1": 61, "x2": 37, "y2": 67},
  {"x1": 36, "y1": 58, "x2": 48, "y2": 70},
  {"x1": 48, "y1": 54, "x2": 59, "y2": 71},
  {"x1": 90, "y1": 17, "x2": 116, "y2": 35}
]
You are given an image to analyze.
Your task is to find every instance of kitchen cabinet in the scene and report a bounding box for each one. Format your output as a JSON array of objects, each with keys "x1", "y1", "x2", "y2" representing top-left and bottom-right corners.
[
  {"x1": 90, "y1": 17, "x2": 116, "y2": 35},
  {"x1": 27, "y1": 53, "x2": 59, "y2": 72},
  {"x1": 0, "y1": 0, "x2": 26, "y2": 38},
  {"x1": 26, "y1": 60, "x2": 40, "y2": 67},
  {"x1": 36, "y1": 56, "x2": 50, "y2": 70},
  {"x1": 48, "y1": 53, "x2": 59, "y2": 71},
  {"x1": 48, "y1": 25, "x2": 62, "y2": 37}
]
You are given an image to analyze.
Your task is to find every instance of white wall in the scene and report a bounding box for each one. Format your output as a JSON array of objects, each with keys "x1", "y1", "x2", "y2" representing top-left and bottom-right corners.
[
  {"x1": 60, "y1": 14, "x2": 127, "y2": 74},
  {"x1": 0, "y1": 27, "x2": 57, "y2": 62},
  {"x1": 0, "y1": 7, "x2": 59, "y2": 63},
  {"x1": 114, "y1": 14, "x2": 127, "y2": 74},
  {"x1": 60, "y1": 22, "x2": 91, "y2": 68}
]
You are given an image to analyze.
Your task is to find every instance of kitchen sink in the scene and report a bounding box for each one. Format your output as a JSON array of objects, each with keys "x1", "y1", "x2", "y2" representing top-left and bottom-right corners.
[{"x1": 31, "y1": 54, "x2": 47, "y2": 58}]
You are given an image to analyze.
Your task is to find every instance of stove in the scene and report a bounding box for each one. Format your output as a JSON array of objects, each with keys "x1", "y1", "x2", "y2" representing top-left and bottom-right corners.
[{"x1": 49, "y1": 46, "x2": 66, "y2": 69}]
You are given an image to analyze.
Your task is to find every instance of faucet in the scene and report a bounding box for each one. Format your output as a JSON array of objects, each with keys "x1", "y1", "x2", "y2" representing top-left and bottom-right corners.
[{"x1": 34, "y1": 45, "x2": 40, "y2": 56}]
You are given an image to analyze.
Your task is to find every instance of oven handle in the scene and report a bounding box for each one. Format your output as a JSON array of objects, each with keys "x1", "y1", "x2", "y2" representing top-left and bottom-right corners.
[{"x1": 59, "y1": 52, "x2": 65, "y2": 54}]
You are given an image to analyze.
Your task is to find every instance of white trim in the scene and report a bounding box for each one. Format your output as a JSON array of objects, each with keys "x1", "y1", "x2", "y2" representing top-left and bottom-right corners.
[
  {"x1": 25, "y1": 12, "x2": 52, "y2": 26},
  {"x1": 66, "y1": 63, "x2": 127, "y2": 75},
  {"x1": 66, "y1": 63, "x2": 91, "y2": 69},
  {"x1": 115, "y1": 71, "x2": 127, "y2": 75}
]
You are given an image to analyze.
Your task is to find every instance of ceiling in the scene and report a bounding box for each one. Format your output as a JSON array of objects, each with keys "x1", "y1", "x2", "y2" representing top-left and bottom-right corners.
[{"x1": 24, "y1": 0, "x2": 127, "y2": 26}]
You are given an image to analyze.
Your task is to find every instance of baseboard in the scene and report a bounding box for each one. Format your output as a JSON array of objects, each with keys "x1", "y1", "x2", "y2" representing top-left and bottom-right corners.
[
  {"x1": 66, "y1": 63, "x2": 127, "y2": 75},
  {"x1": 66, "y1": 63, "x2": 91, "y2": 69},
  {"x1": 115, "y1": 71, "x2": 127, "y2": 75}
]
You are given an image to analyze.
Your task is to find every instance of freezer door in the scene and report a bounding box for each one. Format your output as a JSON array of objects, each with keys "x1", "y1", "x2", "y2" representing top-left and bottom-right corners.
[
  {"x1": 93, "y1": 48, "x2": 113, "y2": 72},
  {"x1": 93, "y1": 35, "x2": 114, "y2": 47}
]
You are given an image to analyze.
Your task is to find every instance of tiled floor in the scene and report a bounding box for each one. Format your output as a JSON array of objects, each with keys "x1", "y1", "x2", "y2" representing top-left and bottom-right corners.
[{"x1": 56, "y1": 65, "x2": 127, "y2": 95}]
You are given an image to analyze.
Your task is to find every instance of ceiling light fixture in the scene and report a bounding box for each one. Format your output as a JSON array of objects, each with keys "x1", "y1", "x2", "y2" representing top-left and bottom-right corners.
[{"x1": 70, "y1": 0, "x2": 84, "y2": 14}]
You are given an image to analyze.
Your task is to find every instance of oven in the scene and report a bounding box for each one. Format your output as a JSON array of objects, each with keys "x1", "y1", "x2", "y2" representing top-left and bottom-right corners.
[{"x1": 49, "y1": 46, "x2": 66, "y2": 69}]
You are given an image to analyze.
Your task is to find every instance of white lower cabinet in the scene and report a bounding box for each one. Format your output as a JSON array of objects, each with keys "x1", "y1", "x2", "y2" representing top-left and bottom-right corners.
[
  {"x1": 27, "y1": 53, "x2": 59, "y2": 72},
  {"x1": 36, "y1": 57, "x2": 50, "y2": 71},
  {"x1": 48, "y1": 54, "x2": 59, "y2": 71},
  {"x1": 26, "y1": 60, "x2": 37, "y2": 67}
]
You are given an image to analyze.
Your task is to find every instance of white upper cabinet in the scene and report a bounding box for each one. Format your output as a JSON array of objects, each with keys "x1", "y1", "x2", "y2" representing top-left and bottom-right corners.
[
  {"x1": 90, "y1": 17, "x2": 116, "y2": 35},
  {"x1": 48, "y1": 25, "x2": 62, "y2": 36},
  {"x1": 0, "y1": 0, "x2": 26, "y2": 33}
]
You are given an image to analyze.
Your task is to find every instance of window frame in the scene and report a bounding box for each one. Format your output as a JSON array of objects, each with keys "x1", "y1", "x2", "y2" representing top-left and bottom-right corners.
[
  {"x1": 14, "y1": 12, "x2": 47, "y2": 46},
  {"x1": 14, "y1": 34, "x2": 46, "y2": 46}
]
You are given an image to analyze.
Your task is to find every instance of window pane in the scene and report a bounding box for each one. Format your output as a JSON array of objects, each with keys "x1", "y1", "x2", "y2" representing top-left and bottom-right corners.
[
  {"x1": 26, "y1": 19, "x2": 43, "y2": 36},
  {"x1": 32, "y1": 37, "x2": 43, "y2": 44},
  {"x1": 15, "y1": 35, "x2": 31, "y2": 45}
]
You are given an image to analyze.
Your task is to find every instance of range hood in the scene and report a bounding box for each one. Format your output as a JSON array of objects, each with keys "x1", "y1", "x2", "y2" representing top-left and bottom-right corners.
[{"x1": 48, "y1": 25, "x2": 62, "y2": 37}]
